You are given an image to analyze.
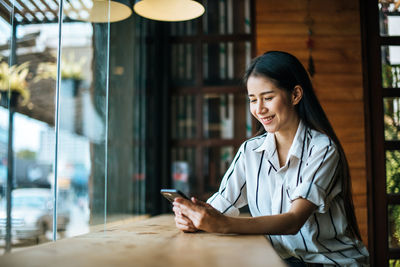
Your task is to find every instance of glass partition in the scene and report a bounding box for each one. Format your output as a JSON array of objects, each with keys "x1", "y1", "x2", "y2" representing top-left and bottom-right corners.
[
  {"x1": 0, "y1": 0, "x2": 148, "y2": 253},
  {"x1": 0, "y1": 5, "x2": 13, "y2": 254},
  {"x1": 58, "y1": 19, "x2": 108, "y2": 233},
  {"x1": 0, "y1": 1, "x2": 60, "y2": 251}
]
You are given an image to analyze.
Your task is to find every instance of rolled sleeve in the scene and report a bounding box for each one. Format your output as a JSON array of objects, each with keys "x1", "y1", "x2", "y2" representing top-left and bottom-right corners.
[
  {"x1": 291, "y1": 182, "x2": 328, "y2": 213},
  {"x1": 291, "y1": 141, "x2": 340, "y2": 213},
  {"x1": 207, "y1": 192, "x2": 240, "y2": 216}
]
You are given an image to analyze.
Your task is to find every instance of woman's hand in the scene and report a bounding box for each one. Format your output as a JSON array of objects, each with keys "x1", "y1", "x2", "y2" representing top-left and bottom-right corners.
[
  {"x1": 173, "y1": 205, "x2": 198, "y2": 233},
  {"x1": 173, "y1": 197, "x2": 229, "y2": 233}
]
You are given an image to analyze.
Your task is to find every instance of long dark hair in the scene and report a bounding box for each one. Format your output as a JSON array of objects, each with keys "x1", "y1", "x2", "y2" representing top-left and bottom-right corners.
[{"x1": 244, "y1": 51, "x2": 361, "y2": 240}]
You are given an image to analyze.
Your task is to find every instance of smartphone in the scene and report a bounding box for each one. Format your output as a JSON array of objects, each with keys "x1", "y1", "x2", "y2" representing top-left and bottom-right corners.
[{"x1": 160, "y1": 189, "x2": 190, "y2": 203}]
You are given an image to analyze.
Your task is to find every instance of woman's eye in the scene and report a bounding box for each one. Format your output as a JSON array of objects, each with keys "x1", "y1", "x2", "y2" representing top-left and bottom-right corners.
[
  {"x1": 265, "y1": 97, "x2": 273, "y2": 101},
  {"x1": 249, "y1": 99, "x2": 256, "y2": 103}
]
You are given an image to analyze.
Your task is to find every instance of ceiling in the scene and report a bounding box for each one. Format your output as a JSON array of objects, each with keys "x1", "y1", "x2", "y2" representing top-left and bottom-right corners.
[
  {"x1": 0, "y1": 0, "x2": 93, "y2": 25},
  {"x1": 1, "y1": 0, "x2": 60, "y2": 24}
]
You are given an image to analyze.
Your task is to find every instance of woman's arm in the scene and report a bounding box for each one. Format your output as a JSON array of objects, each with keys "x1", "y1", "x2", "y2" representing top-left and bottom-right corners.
[{"x1": 173, "y1": 197, "x2": 316, "y2": 235}]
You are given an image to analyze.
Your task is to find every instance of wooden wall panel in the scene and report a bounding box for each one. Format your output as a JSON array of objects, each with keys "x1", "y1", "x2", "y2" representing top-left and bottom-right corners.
[{"x1": 255, "y1": 0, "x2": 368, "y2": 245}]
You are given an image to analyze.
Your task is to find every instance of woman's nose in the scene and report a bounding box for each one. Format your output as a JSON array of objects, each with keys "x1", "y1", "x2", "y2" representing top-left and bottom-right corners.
[{"x1": 256, "y1": 101, "x2": 266, "y2": 114}]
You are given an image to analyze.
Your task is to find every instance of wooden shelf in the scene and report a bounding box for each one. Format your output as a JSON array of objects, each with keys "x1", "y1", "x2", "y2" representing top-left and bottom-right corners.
[{"x1": 169, "y1": 0, "x2": 254, "y2": 197}]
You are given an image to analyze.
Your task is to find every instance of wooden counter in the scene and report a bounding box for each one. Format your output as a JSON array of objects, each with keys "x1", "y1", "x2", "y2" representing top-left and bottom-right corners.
[{"x1": 0, "y1": 215, "x2": 286, "y2": 267}]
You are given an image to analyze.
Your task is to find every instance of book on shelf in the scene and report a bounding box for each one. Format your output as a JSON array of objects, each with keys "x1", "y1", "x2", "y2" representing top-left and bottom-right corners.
[
  {"x1": 206, "y1": 0, "x2": 219, "y2": 34},
  {"x1": 227, "y1": 0, "x2": 233, "y2": 34},
  {"x1": 219, "y1": 0, "x2": 226, "y2": 34},
  {"x1": 204, "y1": 94, "x2": 222, "y2": 138},
  {"x1": 220, "y1": 94, "x2": 234, "y2": 139},
  {"x1": 172, "y1": 161, "x2": 190, "y2": 196},
  {"x1": 186, "y1": 44, "x2": 193, "y2": 80},
  {"x1": 171, "y1": 22, "x2": 177, "y2": 36},
  {"x1": 178, "y1": 95, "x2": 186, "y2": 139},
  {"x1": 178, "y1": 44, "x2": 185, "y2": 80},
  {"x1": 178, "y1": 21, "x2": 184, "y2": 36},
  {"x1": 185, "y1": 95, "x2": 195, "y2": 139},
  {"x1": 171, "y1": 95, "x2": 177, "y2": 139},
  {"x1": 220, "y1": 146, "x2": 234, "y2": 178},
  {"x1": 246, "y1": 98, "x2": 253, "y2": 138},
  {"x1": 227, "y1": 42, "x2": 234, "y2": 80},
  {"x1": 171, "y1": 44, "x2": 177, "y2": 80},
  {"x1": 219, "y1": 43, "x2": 227, "y2": 80},
  {"x1": 245, "y1": 41, "x2": 252, "y2": 70},
  {"x1": 203, "y1": 44, "x2": 209, "y2": 80},
  {"x1": 244, "y1": 0, "x2": 251, "y2": 34},
  {"x1": 174, "y1": 95, "x2": 196, "y2": 140},
  {"x1": 186, "y1": 20, "x2": 193, "y2": 36}
]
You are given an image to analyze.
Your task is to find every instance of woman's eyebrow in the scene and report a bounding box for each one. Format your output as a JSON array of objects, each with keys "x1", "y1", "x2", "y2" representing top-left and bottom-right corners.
[{"x1": 248, "y1": 91, "x2": 275, "y2": 97}]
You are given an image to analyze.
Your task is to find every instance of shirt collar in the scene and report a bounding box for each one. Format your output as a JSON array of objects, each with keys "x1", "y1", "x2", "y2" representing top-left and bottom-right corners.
[
  {"x1": 287, "y1": 120, "x2": 307, "y2": 160},
  {"x1": 254, "y1": 131, "x2": 276, "y2": 157},
  {"x1": 253, "y1": 120, "x2": 307, "y2": 160}
]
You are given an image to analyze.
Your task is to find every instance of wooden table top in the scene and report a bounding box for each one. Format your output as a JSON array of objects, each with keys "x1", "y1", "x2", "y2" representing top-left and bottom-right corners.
[{"x1": 0, "y1": 215, "x2": 286, "y2": 267}]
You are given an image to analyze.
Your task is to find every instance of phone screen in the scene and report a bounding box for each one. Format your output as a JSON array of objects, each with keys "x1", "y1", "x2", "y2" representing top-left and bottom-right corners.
[{"x1": 160, "y1": 189, "x2": 189, "y2": 203}]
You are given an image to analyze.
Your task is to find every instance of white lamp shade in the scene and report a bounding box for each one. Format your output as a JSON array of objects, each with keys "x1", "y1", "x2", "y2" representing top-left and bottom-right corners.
[
  {"x1": 133, "y1": 0, "x2": 205, "y2": 22},
  {"x1": 65, "y1": 0, "x2": 133, "y2": 23}
]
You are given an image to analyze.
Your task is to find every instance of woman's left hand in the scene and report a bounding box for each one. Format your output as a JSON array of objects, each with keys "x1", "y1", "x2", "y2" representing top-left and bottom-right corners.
[{"x1": 173, "y1": 197, "x2": 229, "y2": 233}]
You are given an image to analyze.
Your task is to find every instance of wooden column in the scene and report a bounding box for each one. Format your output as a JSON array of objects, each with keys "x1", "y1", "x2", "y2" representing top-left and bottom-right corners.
[{"x1": 255, "y1": 0, "x2": 368, "y2": 245}]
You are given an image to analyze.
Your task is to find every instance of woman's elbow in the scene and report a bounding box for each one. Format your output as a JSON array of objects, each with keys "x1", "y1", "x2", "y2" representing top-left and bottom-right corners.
[
  {"x1": 286, "y1": 225, "x2": 302, "y2": 235},
  {"x1": 283, "y1": 214, "x2": 306, "y2": 235}
]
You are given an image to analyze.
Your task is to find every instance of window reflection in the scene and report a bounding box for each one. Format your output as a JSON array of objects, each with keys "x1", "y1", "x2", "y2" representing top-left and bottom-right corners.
[{"x1": 0, "y1": 13, "x2": 109, "y2": 251}]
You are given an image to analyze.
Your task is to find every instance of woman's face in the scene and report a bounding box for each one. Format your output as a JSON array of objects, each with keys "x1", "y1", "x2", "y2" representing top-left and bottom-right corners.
[{"x1": 247, "y1": 75, "x2": 299, "y2": 134}]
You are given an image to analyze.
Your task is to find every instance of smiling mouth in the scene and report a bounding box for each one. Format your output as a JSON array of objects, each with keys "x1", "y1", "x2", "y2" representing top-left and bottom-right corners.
[{"x1": 260, "y1": 115, "x2": 275, "y2": 124}]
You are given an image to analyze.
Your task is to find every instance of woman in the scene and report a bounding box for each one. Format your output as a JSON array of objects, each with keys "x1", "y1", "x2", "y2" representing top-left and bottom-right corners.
[{"x1": 173, "y1": 51, "x2": 369, "y2": 266}]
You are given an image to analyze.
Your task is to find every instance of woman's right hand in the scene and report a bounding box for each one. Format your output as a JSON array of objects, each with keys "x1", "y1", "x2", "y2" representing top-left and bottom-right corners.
[
  {"x1": 173, "y1": 199, "x2": 198, "y2": 233},
  {"x1": 173, "y1": 197, "x2": 229, "y2": 233}
]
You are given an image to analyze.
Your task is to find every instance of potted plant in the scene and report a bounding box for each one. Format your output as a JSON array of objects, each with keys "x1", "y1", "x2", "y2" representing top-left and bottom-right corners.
[
  {"x1": 0, "y1": 59, "x2": 31, "y2": 108},
  {"x1": 36, "y1": 53, "x2": 86, "y2": 97}
]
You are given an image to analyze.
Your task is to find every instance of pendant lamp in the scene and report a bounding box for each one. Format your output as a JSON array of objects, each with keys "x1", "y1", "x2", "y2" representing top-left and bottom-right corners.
[
  {"x1": 65, "y1": 0, "x2": 132, "y2": 23},
  {"x1": 133, "y1": 0, "x2": 205, "y2": 22}
]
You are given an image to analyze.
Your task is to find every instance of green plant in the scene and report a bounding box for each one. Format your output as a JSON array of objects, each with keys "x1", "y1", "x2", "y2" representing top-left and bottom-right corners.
[
  {"x1": 35, "y1": 53, "x2": 86, "y2": 82},
  {"x1": 384, "y1": 97, "x2": 400, "y2": 248},
  {"x1": 16, "y1": 149, "x2": 37, "y2": 160},
  {"x1": 382, "y1": 63, "x2": 393, "y2": 88},
  {"x1": 0, "y1": 60, "x2": 30, "y2": 106}
]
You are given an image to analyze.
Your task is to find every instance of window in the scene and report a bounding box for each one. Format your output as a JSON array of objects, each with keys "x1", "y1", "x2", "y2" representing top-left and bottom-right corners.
[
  {"x1": 0, "y1": 1, "x2": 148, "y2": 253},
  {"x1": 362, "y1": 1, "x2": 400, "y2": 265}
]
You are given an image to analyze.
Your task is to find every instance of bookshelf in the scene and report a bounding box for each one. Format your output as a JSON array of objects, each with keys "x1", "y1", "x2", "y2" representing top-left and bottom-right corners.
[{"x1": 169, "y1": 0, "x2": 254, "y2": 199}]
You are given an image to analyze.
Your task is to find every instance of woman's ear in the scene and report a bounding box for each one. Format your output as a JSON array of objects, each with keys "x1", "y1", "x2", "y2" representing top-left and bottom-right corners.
[{"x1": 292, "y1": 85, "x2": 303, "y2": 105}]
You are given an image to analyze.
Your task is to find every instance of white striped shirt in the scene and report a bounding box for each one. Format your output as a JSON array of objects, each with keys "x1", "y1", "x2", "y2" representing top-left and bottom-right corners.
[{"x1": 207, "y1": 120, "x2": 369, "y2": 266}]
